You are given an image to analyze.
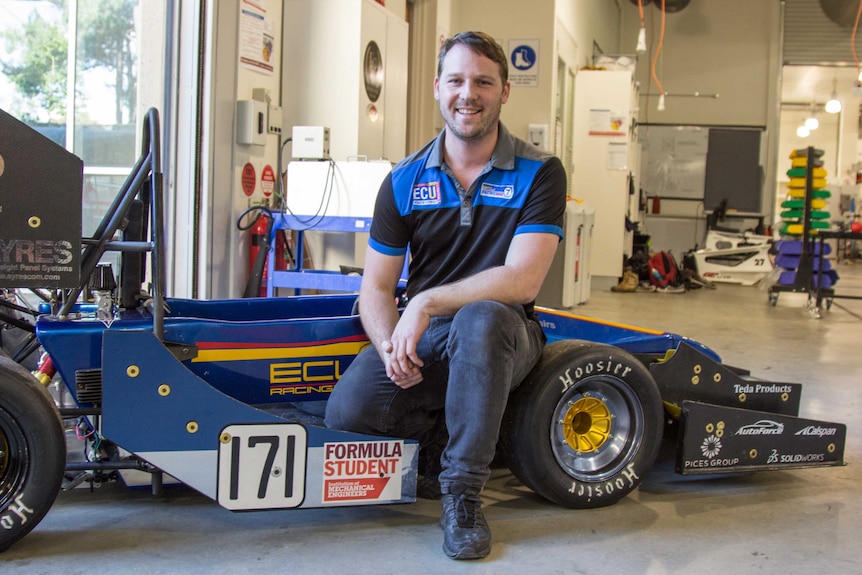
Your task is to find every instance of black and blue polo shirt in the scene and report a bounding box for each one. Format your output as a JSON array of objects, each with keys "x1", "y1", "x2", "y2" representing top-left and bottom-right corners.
[{"x1": 368, "y1": 122, "x2": 567, "y2": 306}]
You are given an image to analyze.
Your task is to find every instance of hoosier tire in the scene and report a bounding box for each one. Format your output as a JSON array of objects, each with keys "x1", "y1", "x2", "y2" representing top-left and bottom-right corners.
[
  {"x1": 0, "y1": 353, "x2": 65, "y2": 552},
  {"x1": 501, "y1": 340, "x2": 664, "y2": 509}
]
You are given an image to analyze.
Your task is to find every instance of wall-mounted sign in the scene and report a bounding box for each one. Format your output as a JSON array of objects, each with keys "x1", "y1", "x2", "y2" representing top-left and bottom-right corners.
[
  {"x1": 508, "y1": 39, "x2": 539, "y2": 87},
  {"x1": 239, "y1": 0, "x2": 274, "y2": 75}
]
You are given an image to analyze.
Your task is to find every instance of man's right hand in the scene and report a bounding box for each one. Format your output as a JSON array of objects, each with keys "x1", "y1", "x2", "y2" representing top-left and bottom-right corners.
[{"x1": 381, "y1": 338, "x2": 424, "y2": 389}]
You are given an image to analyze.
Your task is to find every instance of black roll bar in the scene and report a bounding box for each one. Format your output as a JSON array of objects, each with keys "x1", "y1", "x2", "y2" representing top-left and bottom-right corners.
[{"x1": 59, "y1": 108, "x2": 166, "y2": 340}]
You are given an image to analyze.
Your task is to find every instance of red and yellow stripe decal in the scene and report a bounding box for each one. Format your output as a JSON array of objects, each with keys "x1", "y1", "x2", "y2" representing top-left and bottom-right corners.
[{"x1": 192, "y1": 336, "x2": 371, "y2": 363}]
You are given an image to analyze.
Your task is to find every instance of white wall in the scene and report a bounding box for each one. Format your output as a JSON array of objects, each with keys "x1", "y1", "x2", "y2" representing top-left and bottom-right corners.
[
  {"x1": 556, "y1": 0, "x2": 622, "y2": 67},
  {"x1": 205, "y1": 1, "x2": 284, "y2": 299},
  {"x1": 614, "y1": 0, "x2": 783, "y2": 253},
  {"x1": 619, "y1": 0, "x2": 779, "y2": 129}
]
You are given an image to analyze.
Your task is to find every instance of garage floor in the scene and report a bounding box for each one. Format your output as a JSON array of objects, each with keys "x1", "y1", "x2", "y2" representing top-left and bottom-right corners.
[{"x1": 4, "y1": 262, "x2": 861, "y2": 575}]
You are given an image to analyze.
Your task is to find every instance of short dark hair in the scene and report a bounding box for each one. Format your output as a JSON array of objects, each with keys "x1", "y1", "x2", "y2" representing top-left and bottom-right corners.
[{"x1": 437, "y1": 31, "x2": 508, "y2": 84}]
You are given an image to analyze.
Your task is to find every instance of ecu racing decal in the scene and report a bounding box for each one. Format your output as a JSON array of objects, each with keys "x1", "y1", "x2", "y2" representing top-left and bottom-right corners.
[{"x1": 192, "y1": 337, "x2": 371, "y2": 397}]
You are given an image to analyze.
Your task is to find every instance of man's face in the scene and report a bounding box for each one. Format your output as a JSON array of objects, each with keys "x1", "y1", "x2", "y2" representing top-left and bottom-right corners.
[{"x1": 434, "y1": 44, "x2": 510, "y2": 143}]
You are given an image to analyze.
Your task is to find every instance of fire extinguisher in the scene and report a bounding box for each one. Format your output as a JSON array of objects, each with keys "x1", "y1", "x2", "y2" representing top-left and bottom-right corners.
[{"x1": 238, "y1": 206, "x2": 274, "y2": 298}]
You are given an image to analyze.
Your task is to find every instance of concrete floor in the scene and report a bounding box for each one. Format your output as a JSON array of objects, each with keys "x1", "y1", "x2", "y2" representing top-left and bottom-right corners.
[{"x1": 3, "y1": 263, "x2": 861, "y2": 575}]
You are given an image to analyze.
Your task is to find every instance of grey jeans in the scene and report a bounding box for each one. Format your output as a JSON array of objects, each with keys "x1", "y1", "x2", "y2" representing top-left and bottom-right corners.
[{"x1": 324, "y1": 300, "x2": 545, "y2": 492}]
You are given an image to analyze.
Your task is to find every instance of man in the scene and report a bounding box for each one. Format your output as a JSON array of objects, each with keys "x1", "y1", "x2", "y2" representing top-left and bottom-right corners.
[{"x1": 325, "y1": 31, "x2": 567, "y2": 560}]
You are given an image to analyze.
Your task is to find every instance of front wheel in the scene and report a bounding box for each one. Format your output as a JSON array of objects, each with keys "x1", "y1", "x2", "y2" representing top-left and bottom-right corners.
[
  {"x1": 501, "y1": 340, "x2": 664, "y2": 509},
  {"x1": 0, "y1": 353, "x2": 65, "y2": 552}
]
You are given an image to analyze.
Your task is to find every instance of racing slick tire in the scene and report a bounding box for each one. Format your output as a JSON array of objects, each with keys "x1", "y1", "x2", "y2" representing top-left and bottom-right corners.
[
  {"x1": 501, "y1": 340, "x2": 664, "y2": 509},
  {"x1": 0, "y1": 352, "x2": 65, "y2": 552}
]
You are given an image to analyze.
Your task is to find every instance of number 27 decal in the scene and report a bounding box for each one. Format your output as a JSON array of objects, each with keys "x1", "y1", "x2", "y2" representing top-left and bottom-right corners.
[{"x1": 217, "y1": 423, "x2": 307, "y2": 510}]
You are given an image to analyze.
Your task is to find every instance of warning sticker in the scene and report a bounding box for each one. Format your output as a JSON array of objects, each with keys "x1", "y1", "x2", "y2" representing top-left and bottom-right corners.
[
  {"x1": 261, "y1": 164, "x2": 275, "y2": 197},
  {"x1": 241, "y1": 162, "x2": 256, "y2": 197},
  {"x1": 322, "y1": 440, "x2": 403, "y2": 503}
]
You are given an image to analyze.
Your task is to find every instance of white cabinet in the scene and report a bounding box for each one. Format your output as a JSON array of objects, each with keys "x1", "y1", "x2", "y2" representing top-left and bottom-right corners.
[
  {"x1": 536, "y1": 201, "x2": 595, "y2": 309},
  {"x1": 282, "y1": 0, "x2": 408, "y2": 162},
  {"x1": 571, "y1": 69, "x2": 640, "y2": 284}
]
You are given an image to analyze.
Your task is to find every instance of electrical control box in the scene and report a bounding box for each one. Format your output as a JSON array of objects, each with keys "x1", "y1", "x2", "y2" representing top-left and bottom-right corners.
[
  {"x1": 267, "y1": 105, "x2": 283, "y2": 135},
  {"x1": 236, "y1": 100, "x2": 267, "y2": 146},
  {"x1": 292, "y1": 126, "x2": 330, "y2": 160}
]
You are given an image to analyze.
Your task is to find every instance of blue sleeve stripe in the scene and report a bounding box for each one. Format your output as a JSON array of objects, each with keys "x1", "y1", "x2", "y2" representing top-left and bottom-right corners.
[
  {"x1": 515, "y1": 224, "x2": 564, "y2": 239},
  {"x1": 368, "y1": 237, "x2": 409, "y2": 256}
]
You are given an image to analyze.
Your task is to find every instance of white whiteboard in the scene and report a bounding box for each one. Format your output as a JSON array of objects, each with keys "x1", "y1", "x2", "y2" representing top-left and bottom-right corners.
[{"x1": 639, "y1": 125, "x2": 709, "y2": 200}]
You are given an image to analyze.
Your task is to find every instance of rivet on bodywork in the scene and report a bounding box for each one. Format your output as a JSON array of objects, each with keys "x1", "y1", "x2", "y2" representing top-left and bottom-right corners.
[
  {"x1": 186, "y1": 421, "x2": 199, "y2": 433},
  {"x1": 127, "y1": 365, "x2": 140, "y2": 377},
  {"x1": 158, "y1": 384, "x2": 170, "y2": 396}
]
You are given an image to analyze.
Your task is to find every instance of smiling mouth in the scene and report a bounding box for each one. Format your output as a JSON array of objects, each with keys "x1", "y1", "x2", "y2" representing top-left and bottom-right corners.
[{"x1": 456, "y1": 108, "x2": 480, "y2": 115}]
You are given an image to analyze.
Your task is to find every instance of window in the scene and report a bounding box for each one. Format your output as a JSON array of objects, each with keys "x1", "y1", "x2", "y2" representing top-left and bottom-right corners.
[{"x1": 1, "y1": 0, "x2": 143, "y2": 237}]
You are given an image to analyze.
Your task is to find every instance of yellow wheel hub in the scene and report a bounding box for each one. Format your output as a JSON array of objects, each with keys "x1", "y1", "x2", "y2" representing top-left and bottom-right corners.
[{"x1": 562, "y1": 396, "x2": 612, "y2": 453}]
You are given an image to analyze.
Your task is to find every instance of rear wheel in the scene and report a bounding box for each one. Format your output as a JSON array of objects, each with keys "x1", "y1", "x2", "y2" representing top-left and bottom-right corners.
[
  {"x1": 501, "y1": 340, "x2": 664, "y2": 508},
  {"x1": 0, "y1": 353, "x2": 65, "y2": 552}
]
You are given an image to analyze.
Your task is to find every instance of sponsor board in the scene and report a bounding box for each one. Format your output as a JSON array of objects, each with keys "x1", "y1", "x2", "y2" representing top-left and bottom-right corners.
[
  {"x1": 677, "y1": 401, "x2": 845, "y2": 475},
  {"x1": 0, "y1": 108, "x2": 82, "y2": 288},
  {"x1": 322, "y1": 440, "x2": 404, "y2": 503},
  {"x1": 650, "y1": 343, "x2": 802, "y2": 416}
]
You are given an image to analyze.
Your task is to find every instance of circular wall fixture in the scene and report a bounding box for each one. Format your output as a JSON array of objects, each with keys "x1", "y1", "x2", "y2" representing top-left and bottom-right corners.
[
  {"x1": 662, "y1": 0, "x2": 691, "y2": 13},
  {"x1": 363, "y1": 41, "x2": 383, "y2": 103},
  {"x1": 819, "y1": 0, "x2": 859, "y2": 27}
]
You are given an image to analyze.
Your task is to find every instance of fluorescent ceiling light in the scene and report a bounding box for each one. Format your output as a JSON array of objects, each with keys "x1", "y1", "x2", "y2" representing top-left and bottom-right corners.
[{"x1": 796, "y1": 125, "x2": 810, "y2": 138}]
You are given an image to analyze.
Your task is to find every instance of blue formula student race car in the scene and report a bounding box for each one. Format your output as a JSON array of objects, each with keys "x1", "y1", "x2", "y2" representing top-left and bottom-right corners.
[{"x1": 0, "y1": 109, "x2": 847, "y2": 552}]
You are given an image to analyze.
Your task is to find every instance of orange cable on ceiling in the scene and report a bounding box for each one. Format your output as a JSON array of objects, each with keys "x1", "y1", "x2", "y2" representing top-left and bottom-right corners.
[
  {"x1": 852, "y1": 0, "x2": 862, "y2": 81},
  {"x1": 650, "y1": 0, "x2": 667, "y2": 109}
]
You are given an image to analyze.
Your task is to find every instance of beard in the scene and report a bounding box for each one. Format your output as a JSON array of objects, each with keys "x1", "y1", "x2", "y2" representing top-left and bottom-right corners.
[{"x1": 439, "y1": 98, "x2": 503, "y2": 143}]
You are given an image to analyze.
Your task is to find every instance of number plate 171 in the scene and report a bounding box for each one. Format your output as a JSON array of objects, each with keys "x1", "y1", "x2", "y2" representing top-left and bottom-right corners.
[{"x1": 217, "y1": 423, "x2": 307, "y2": 510}]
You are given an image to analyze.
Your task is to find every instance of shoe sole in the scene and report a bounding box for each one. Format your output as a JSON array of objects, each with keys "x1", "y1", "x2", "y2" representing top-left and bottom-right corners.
[{"x1": 442, "y1": 543, "x2": 490, "y2": 560}]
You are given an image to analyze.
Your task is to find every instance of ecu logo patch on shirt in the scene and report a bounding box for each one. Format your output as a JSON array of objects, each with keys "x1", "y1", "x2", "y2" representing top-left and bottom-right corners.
[
  {"x1": 412, "y1": 181, "x2": 441, "y2": 206},
  {"x1": 479, "y1": 182, "x2": 514, "y2": 200}
]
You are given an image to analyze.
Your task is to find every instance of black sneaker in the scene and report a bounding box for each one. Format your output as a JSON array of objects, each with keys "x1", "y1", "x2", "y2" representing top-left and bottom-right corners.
[{"x1": 439, "y1": 484, "x2": 491, "y2": 560}]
